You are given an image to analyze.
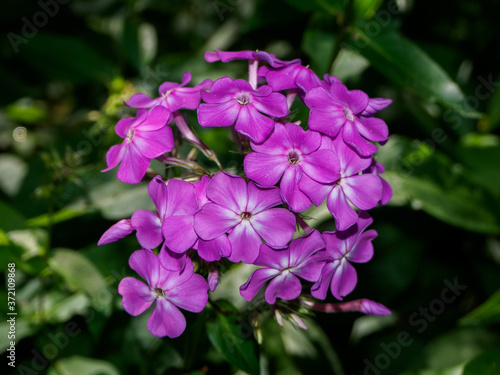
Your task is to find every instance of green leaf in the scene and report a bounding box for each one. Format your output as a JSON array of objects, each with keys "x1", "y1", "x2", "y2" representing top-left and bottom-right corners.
[
  {"x1": 482, "y1": 75, "x2": 500, "y2": 131},
  {"x1": 460, "y1": 289, "x2": 500, "y2": 326},
  {"x1": 19, "y1": 33, "x2": 114, "y2": 84},
  {"x1": 302, "y1": 29, "x2": 335, "y2": 74},
  {"x1": 48, "y1": 249, "x2": 111, "y2": 315},
  {"x1": 353, "y1": 0, "x2": 384, "y2": 19},
  {"x1": 207, "y1": 312, "x2": 260, "y2": 375},
  {"x1": 27, "y1": 206, "x2": 95, "y2": 227},
  {"x1": 462, "y1": 349, "x2": 500, "y2": 375},
  {"x1": 346, "y1": 30, "x2": 481, "y2": 119},
  {"x1": 0, "y1": 200, "x2": 26, "y2": 231},
  {"x1": 48, "y1": 355, "x2": 120, "y2": 375},
  {"x1": 0, "y1": 318, "x2": 39, "y2": 353},
  {"x1": 45, "y1": 293, "x2": 91, "y2": 324},
  {"x1": 281, "y1": 0, "x2": 344, "y2": 14}
]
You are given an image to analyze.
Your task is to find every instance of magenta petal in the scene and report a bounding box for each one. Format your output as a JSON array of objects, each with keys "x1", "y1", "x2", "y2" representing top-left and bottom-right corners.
[
  {"x1": 331, "y1": 260, "x2": 357, "y2": 300},
  {"x1": 165, "y1": 88, "x2": 201, "y2": 111},
  {"x1": 327, "y1": 186, "x2": 358, "y2": 231},
  {"x1": 336, "y1": 139, "x2": 373, "y2": 176},
  {"x1": 362, "y1": 98, "x2": 392, "y2": 116},
  {"x1": 244, "y1": 152, "x2": 288, "y2": 187},
  {"x1": 380, "y1": 177, "x2": 393, "y2": 206},
  {"x1": 251, "y1": 208, "x2": 295, "y2": 247},
  {"x1": 162, "y1": 215, "x2": 198, "y2": 253},
  {"x1": 102, "y1": 144, "x2": 126, "y2": 172},
  {"x1": 280, "y1": 167, "x2": 311, "y2": 212},
  {"x1": 359, "y1": 299, "x2": 392, "y2": 315},
  {"x1": 235, "y1": 106, "x2": 276, "y2": 144},
  {"x1": 148, "y1": 176, "x2": 168, "y2": 219},
  {"x1": 194, "y1": 203, "x2": 240, "y2": 240},
  {"x1": 133, "y1": 126, "x2": 174, "y2": 158},
  {"x1": 158, "y1": 244, "x2": 186, "y2": 272},
  {"x1": 252, "y1": 92, "x2": 289, "y2": 118},
  {"x1": 164, "y1": 179, "x2": 198, "y2": 216},
  {"x1": 116, "y1": 144, "x2": 150, "y2": 184},
  {"x1": 342, "y1": 122, "x2": 378, "y2": 156},
  {"x1": 301, "y1": 149, "x2": 340, "y2": 183},
  {"x1": 265, "y1": 272, "x2": 302, "y2": 304},
  {"x1": 246, "y1": 182, "x2": 282, "y2": 214},
  {"x1": 349, "y1": 229, "x2": 377, "y2": 263},
  {"x1": 240, "y1": 268, "x2": 280, "y2": 302},
  {"x1": 254, "y1": 243, "x2": 287, "y2": 269},
  {"x1": 311, "y1": 263, "x2": 335, "y2": 300},
  {"x1": 342, "y1": 174, "x2": 382, "y2": 210},
  {"x1": 115, "y1": 117, "x2": 136, "y2": 138},
  {"x1": 118, "y1": 277, "x2": 154, "y2": 315},
  {"x1": 289, "y1": 230, "x2": 325, "y2": 268},
  {"x1": 168, "y1": 273, "x2": 208, "y2": 312},
  {"x1": 148, "y1": 298, "x2": 186, "y2": 338},
  {"x1": 129, "y1": 249, "x2": 160, "y2": 286},
  {"x1": 98, "y1": 219, "x2": 134, "y2": 245},
  {"x1": 195, "y1": 235, "x2": 232, "y2": 261},
  {"x1": 355, "y1": 117, "x2": 388, "y2": 142},
  {"x1": 298, "y1": 174, "x2": 332, "y2": 207},
  {"x1": 206, "y1": 172, "x2": 248, "y2": 213},
  {"x1": 138, "y1": 106, "x2": 171, "y2": 131},
  {"x1": 198, "y1": 101, "x2": 239, "y2": 127},
  {"x1": 227, "y1": 221, "x2": 262, "y2": 264},
  {"x1": 131, "y1": 210, "x2": 163, "y2": 249},
  {"x1": 126, "y1": 93, "x2": 160, "y2": 109}
]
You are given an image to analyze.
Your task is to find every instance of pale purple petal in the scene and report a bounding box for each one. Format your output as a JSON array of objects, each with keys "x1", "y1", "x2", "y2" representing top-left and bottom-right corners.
[
  {"x1": 244, "y1": 152, "x2": 288, "y2": 186},
  {"x1": 280, "y1": 167, "x2": 311, "y2": 212},
  {"x1": 265, "y1": 272, "x2": 302, "y2": 304},
  {"x1": 131, "y1": 210, "x2": 163, "y2": 249},
  {"x1": 198, "y1": 101, "x2": 239, "y2": 127},
  {"x1": 380, "y1": 177, "x2": 393, "y2": 206},
  {"x1": 148, "y1": 176, "x2": 168, "y2": 219},
  {"x1": 359, "y1": 299, "x2": 392, "y2": 315},
  {"x1": 168, "y1": 273, "x2": 208, "y2": 312},
  {"x1": 193, "y1": 175, "x2": 211, "y2": 208},
  {"x1": 227, "y1": 221, "x2": 262, "y2": 264},
  {"x1": 102, "y1": 144, "x2": 126, "y2": 172},
  {"x1": 240, "y1": 268, "x2": 280, "y2": 302},
  {"x1": 251, "y1": 208, "x2": 295, "y2": 248},
  {"x1": 289, "y1": 230, "x2": 325, "y2": 268},
  {"x1": 115, "y1": 117, "x2": 136, "y2": 138},
  {"x1": 133, "y1": 126, "x2": 174, "y2": 158},
  {"x1": 235, "y1": 105, "x2": 276, "y2": 144},
  {"x1": 355, "y1": 117, "x2": 389, "y2": 142},
  {"x1": 246, "y1": 182, "x2": 282, "y2": 214},
  {"x1": 194, "y1": 203, "x2": 240, "y2": 240},
  {"x1": 148, "y1": 298, "x2": 186, "y2": 338},
  {"x1": 164, "y1": 179, "x2": 198, "y2": 217},
  {"x1": 158, "y1": 244, "x2": 187, "y2": 272},
  {"x1": 195, "y1": 235, "x2": 232, "y2": 261},
  {"x1": 298, "y1": 174, "x2": 332, "y2": 207},
  {"x1": 301, "y1": 149, "x2": 340, "y2": 183},
  {"x1": 98, "y1": 219, "x2": 134, "y2": 246},
  {"x1": 118, "y1": 277, "x2": 154, "y2": 315},
  {"x1": 252, "y1": 92, "x2": 289, "y2": 118},
  {"x1": 341, "y1": 122, "x2": 378, "y2": 156},
  {"x1": 129, "y1": 249, "x2": 160, "y2": 287},
  {"x1": 348, "y1": 229, "x2": 377, "y2": 263},
  {"x1": 341, "y1": 174, "x2": 382, "y2": 210},
  {"x1": 254, "y1": 243, "x2": 287, "y2": 269},
  {"x1": 162, "y1": 215, "x2": 198, "y2": 253},
  {"x1": 327, "y1": 186, "x2": 358, "y2": 231},
  {"x1": 206, "y1": 172, "x2": 248, "y2": 213},
  {"x1": 335, "y1": 138, "x2": 373, "y2": 176},
  {"x1": 137, "y1": 106, "x2": 171, "y2": 131},
  {"x1": 126, "y1": 93, "x2": 161, "y2": 109},
  {"x1": 331, "y1": 260, "x2": 357, "y2": 300},
  {"x1": 362, "y1": 98, "x2": 392, "y2": 116},
  {"x1": 116, "y1": 143, "x2": 150, "y2": 184}
]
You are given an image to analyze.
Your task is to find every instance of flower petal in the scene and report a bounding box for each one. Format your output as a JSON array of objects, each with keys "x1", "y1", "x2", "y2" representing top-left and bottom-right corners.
[
  {"x1": 240, "y1": 268, "x2": 280, "y2": 302},
  {"x1": 198, "y1": 101, "x2": 239, "y2": 127},
  {"x1": 116, "y1": 143, "x2": 150, "y2": 184},
  {"x1": 115, "y1": 117, "x2": 136, "y2": 138},
  {"x1": 102, "y1": 143, "x2": 126, "y2": 172},
  {"x1": 251, "y1": 208, "x2": 295, "y2": 248},
  {"x1": 162, "y1": 215, "x2": 198, "y2": 253},
  {"x1": 355, "y1": 117, "x2": 388, "y2": 142},
  {"x1": 280, "y1": 167, "x2": 311, "y2": 212},
  {"x1": 131, "y1": 210, "x2": 163, "y2": 249},
  {"x1": 98, "y1": 219, "x2": 134, "y2": 246},
  {"x1": 330, "y1": 259, "x2": 357, "y2": 300},
  {"x1": 246, "y1": 181, "x2": 282, "y2": 213},
  {"x1": 327, "y1": 186, "x2": 358, "y2": 231},
  {"x1": 227, "y1": 221, "x2": 262, "y2": 264},
  {"x1": 129, "y1": 249, "x2": 160, "y2": 286},
  {"x1": 126, "y1": 93, "x2": 161, "y2": 109},
  {"x1": 206, "y1": 172, "x2": 248, "y2": 213},
  {"x1": 265, "y1": 272, "x2": 302, "y2": 304},
  {"x1": 195, "y1": 235, "x2": 232, "y2": 261},
  {"x1": 301, "y1": 149, "x2": 340, "y2": 183},
  {"x1": 244, "y1": 152, "x2": 288, "y2": 187},
  {"x1": 118, "y1": 277, "x2": 154, "y2": 316},
  {"x1": 133, "y1": 126, "x2": 174, "y2": 159},
  {"x1": 235, "y1": 105, "x2": 276, "y2": 144},
  {"x1": 148, "y1": 298, "x2": 186, "y2": 338},
  {"x1": 164, "y1": 179, "x2": 198, "y2": 217},
  {"x1": 168, "y1": 273, "x2": 208, "y2": 312},
  {"x1": 252, "y1": 92, "x2": 289, "y2": 118},
  {"x1": 341, "y1": 174, "x2": 382, "y2": 210},
  {"x1": 194, "y1": 203, "x2": 240, "y2": 240}
]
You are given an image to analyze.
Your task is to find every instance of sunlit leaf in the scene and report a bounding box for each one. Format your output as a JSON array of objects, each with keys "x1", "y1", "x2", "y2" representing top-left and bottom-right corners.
[{"x1": 460, "y1": 289, "x2": 500, "y2": 326}]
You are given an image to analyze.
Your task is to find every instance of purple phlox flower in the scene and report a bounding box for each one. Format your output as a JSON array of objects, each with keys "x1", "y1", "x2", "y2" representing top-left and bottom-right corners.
[
  {"x1": 311, "y1": 211, "x2": 377, "y2": 300},
  {"x1": 118, "y1": 249, "x2": 208, "y2": 338},
  {"x1": 194, "y1": 172, "x2": 296, "y2": 264},
  {"x1": 259, "y1": 63, "x2": 323, "y2": 93},
  {"x1": 98, "y1": 219, "x2": 134, "y2": 246},
  {"x1": 320, "y1": 74, "x2": 342, "y2": 90},
  {"x1": 363, "y1": 160, "x2": 393, "y2": 206},
  {"x1": 197, "y1": 77, "x2": 289, "y2": 144},
  {"x1": 157, "y1": 243, "x2": 188, "y2": 272},
  {"x1": 130, "y1": 176, "x2": 199, "y2": 252},
  {"x1": 299, "y1": 137, "x2": 382, "y2": 231},
  {"x1": 361, "y1": 97, "x2": 392, "y2": 117},
  {"x1": 240, "y1": 230, "x2": 326, "y2": 304},
  {"x1": 102, "y1": 107, "x2": 174, "y2": 184},
  {"x1": 126, "y1": 72, "x2": 213, "y2": 112},
  {"x1": 205, "y1": 49, "x2": 300, "y2": 68},
  {"x1": 192, "y1": 175, "x2": 232, "y2": 262},
  {"x1": 244, "y1": 123, "x2": 340, "y2": 212},
  {"x1": 304, "y1": 82, "x2": 389, "y2": 156}
]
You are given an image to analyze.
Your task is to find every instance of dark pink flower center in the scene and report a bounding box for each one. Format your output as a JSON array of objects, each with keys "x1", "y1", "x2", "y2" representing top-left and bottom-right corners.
[
  {"x1": 236, "y1": 92, "x2": 251, "y2": 106},
  {"x1": 343, "y1": 107, "x2": 354, "y2": 121},
  {"x1": 241, "y1": 211, "x2": 252, "y2": 220},
  {"x1": 288, "y1": 150, "x2": 300, "y2": 164},
  {"x1": 153, "y1": 287, "x2": 165, "y2": 298}
]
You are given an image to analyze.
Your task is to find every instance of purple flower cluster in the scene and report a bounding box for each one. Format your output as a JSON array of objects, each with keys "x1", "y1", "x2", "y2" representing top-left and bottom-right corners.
[{"x1": 100, "y1": 49, "x2": 392, "y2": 338}]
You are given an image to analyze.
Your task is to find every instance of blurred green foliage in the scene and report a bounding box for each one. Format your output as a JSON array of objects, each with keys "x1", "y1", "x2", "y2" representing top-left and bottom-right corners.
[{"x1": 1, "y1": 0, "x2": 500, "y2": 374}]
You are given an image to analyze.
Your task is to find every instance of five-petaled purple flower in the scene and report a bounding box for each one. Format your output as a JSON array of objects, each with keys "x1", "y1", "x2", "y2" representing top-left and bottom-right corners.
[
  {"x1": 311, "y1": 212, "x2": 377, "y2": 300},
  {"x1": 240, "y1": 230, "x2": 326, "y2": 304},
  {"x1": 118, "y1": 249, "x2": 208, "y2": 338},
  {"x1": 197, "y1": 77, "x2": 289, "y2": 143},
  {"x1": 102, "y1": 107, "x2": 174, "y2": 184},
  {"x1": 244, "y1": 123, "x2": 339, "y2": 212},
  {"x1": 194, "y1": 172, "x2": 296, "y2": 264}
]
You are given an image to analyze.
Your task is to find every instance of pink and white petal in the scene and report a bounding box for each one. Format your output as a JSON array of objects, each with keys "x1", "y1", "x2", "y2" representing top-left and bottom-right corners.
[
  {"x1": 98, "y1": 219, "x2": 134, "y2": 246},
  {"x1": 251, "y1": 208, "x2": 295, "y2": 248},
  {"x1": 129, "y1": 249, "x2": 160, "y2": 286},
  {"x1": 289, "y1": 230, "x2": 325, "y2": 267},
  {"x1": 126, "y1": 93, "x2": 160, "y2": 109},
  {"x1": 322, "y1": 232, "x2": 347, "y2": 260},
  {"x1": 137, "y1": 106, "x2": 172, "y2": 131},
  {"x1": 246, "y1": 181, "x2": 282, "y2": 213},
  {"x1": 280, "y1": 167, "x2": 311, "y2": 212},
  {"x1": 235, "y1": 106, "x2": 276, "y2": 144},
  {"x1": 195, "y1": 235, "x2": 232, "y2": 261},
  {"x1": 115, "y1": 117, "x2": 136, "y2": 138},
  {"x1": 254, "y1": 243, "x2": 288, "y2": 269},
  {"x1": 348, "y1": 229, "x2": 377, "y2": 263},
  {"x1": 240, "y1": 268, "x2": 280, "y2": 302},
  {"x1": 148, "y1": 298, "x2": 186, "y2": 338},
  {"x1": 162, "y1": 215, "x2": 198, "y2": 253},
  {"x1": 116, "y1": 144, "x2": 150, "y2": 184},
  {"x1": 355, "y1": 117, "x2": 389, "y2": 142},
  {"x1": 341, "y1": 122, "x2": 378, "y2": 157},
  {"x1": 298, "y1": 174, "x2": 333, "y2": 207},
  {"x1": 265, "y1": 272, "x2": 302, "y2": 304},
  {"x1": 206, "y1": 172, "x2": 248, "y2": 213},
  {"x1": 133, "y1": 126, "x2": 174, "y2": 159},
  {"x1": 302, "y1": 149, "x2": 340, "y2": 183},
  {"x1": 244, "y1": 152, "x2": 288, "y2": 187},
  {"x1": 102, "y1": 143, "x2": 126, "y2": 172},
  {"x1": 252, "y1": 92, "x2": 289, "y2": 118},
  {"x1": 118, "y1": 277, "x2": 154, "y2": 316},
  {"x1": 168, "y1": 273, "x2": 208, "y2": 313},
  {"x1": 311, "y1": 263, "x2": 335, "y2": 300},
  {"x1": 227, "y1": 221, "x2": 263, "y2": 264},
  {"x1": 327, "y1": 186, "x2": 358, "y2": 231},
  {"x1": 194, "y1": 203, "x2": 240, "y2": 240},
  {"x1": 342, "y1": 174, "x2": 382, "y2": 210},
  {"x1": 131, "y1": 210, "x2": 163, "y2": 249},
  {"x1": 198, "y1": 101, "x2": 239, "y2": 127},
  {"x1": 331, "y1": 260, "x2": 357, "y2": 300},
  {"x1": 164, "y1": 179, "x2": 198, "y2": 216}
]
